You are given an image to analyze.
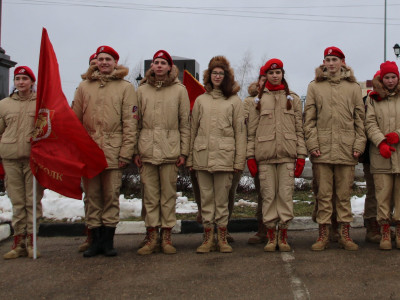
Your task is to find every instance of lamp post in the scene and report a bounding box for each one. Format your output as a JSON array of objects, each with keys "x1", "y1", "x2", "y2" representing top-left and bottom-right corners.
[
  {"x1": 135, "y1": 73, "x2": 143, "y2": 85},
  {"x1": 394, "y1": 44, "x2": 400, "y2": 59}
]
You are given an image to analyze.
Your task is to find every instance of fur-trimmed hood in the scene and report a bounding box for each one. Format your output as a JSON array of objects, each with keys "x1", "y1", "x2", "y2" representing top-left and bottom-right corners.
[
  {"x1": 372, "y1": 75, "x2": 400, "y2": 100},
  {"x1": 203, "y1": 56, "x2": 240, "y2": 98},
  {"x1": 314, "y1": 64, "x2": 357, "y2": 83},
  {"x1": 247, "y1": 81, "x2": 259, "y2": 97},
  {"x1": 81, "y1": 64, "x2": 129, "y2": 83},
  {"x1": 140, "y1": 65, "x2": 179, "y2": 88}
]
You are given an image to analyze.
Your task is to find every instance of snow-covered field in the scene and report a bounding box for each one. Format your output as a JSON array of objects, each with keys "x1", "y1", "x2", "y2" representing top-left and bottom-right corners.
[{"x1": 0, "y1": 183, "x2": 367, "y2": 223}]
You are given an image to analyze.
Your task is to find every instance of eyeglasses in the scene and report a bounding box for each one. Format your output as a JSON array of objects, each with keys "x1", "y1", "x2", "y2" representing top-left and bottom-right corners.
[{"x1": 211, "y1": 71, "x2": 225, "y2": 77}]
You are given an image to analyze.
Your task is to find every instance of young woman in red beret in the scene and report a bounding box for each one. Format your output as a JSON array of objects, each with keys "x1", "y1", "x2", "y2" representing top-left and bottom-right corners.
[
  {"x1": 246, "y1": 59, "x2": 307, "y2": 252},
  {"x1": 0, "y1": 66, "x2": 44, "y2": 259},
  {"x1": 365, "y1": 61, "x2": 400, "y2": 250}
]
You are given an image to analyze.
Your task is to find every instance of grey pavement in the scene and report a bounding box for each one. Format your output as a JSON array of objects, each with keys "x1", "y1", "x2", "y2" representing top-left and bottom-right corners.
[{"x1": 0, "y1": 229, "x2": 399, "y2": 300}]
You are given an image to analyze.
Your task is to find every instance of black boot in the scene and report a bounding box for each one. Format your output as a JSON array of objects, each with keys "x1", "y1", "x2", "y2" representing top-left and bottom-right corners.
[
  {"x1": 103, "y1": 226, "x2": 117, "y2": 257},
  {"x1": 83, "y1": 227, "x2": 103, "y2": 257}
]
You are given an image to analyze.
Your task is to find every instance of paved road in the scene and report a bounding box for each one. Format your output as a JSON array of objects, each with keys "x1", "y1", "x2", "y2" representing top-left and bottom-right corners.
[{"x1": 1, "y1": 228, "x2": 399, "y2": 300}]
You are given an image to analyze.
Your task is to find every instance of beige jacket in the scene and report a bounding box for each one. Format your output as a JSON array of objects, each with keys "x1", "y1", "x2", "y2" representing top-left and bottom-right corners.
[
  {"x1": 247, "y1": 88, "x2": 307, "y2": 164},
  {"x1": 0, "y1": 92, "x2": 37, "y2": 160},
  {"x1": 73, "y1": 65, "x2": 138, "y2": 169},
  {"x1": 136, "y1": 65, "x2": 190, "y2": 165},
  {"x1": 243, "y1": 81, "x2": 259, "y2": 134},
  {"x1": 365, "y1": 78, "x2": 400, "y2": 173},
  {"x1": 187, "y1": 89, "x2": 246, "y2": 172},
  {"x1": 304, "y1": 65, "x2": 366, "y2": 165}
]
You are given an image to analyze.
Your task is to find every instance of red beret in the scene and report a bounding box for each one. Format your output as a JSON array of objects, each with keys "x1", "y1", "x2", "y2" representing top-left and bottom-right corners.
[
  {"x1": 324, "y1": 46, "x2": 345, "y2": 59},
  {"x1": 259, "y1": 65, "x2": 267, "y2": 75},
  {"x1": 89, "y1": 53, "x2": 97, "y2": 64},
  {"x1": 263, "y1": 59, "x2": 283, "y2": 72},
  {"x1": 380, "y1": 61, "x2": 399, "y2": 78},
  {"x1": 373, "y1": 70, "x2": 380, "y2": 79},
  {"x1": 96, "y1": 45, "x2": 119, "y2": 61},
  {"x1": 14, "y1": 66, "x2": 36, "y2": 82},
  {"x1": 153, "y1": 50, "x2": 173, "y2": 66}
]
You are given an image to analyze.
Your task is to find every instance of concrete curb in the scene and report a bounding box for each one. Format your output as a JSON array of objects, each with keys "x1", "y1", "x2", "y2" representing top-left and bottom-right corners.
[{"x1": 28, "y1": 215, "x2": 365, "y2": 237}]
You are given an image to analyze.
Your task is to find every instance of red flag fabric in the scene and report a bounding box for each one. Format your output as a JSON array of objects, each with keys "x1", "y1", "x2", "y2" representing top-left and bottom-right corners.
[
  {"x1": 0, "y1": 163, "x2": 4, "y2": 180},
  {"x1": 30, "y1": 28, "x2": 108, "y2": 199},
  {"x1": 182, "y1": 69, "x2": 206, "y2": 112}
]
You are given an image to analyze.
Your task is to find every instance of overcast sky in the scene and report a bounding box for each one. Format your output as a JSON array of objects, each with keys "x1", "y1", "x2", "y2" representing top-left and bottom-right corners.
[{"x1": 3, "y1": 0, "x2": 400, "y2": 101}]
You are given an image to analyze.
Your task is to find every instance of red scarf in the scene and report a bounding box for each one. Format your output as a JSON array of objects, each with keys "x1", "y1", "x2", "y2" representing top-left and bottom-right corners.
[{"x1": 265, "y1": 80, "x2": 285, "y2": 91}]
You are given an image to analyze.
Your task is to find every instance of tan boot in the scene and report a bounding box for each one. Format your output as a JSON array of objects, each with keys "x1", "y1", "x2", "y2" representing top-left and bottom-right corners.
[
  {"x1": 196, "y1": 227, "x2": 216, "y2": 253},
  {"x1": 396, "y1": 224, "x2": 400, "y2": 249},
  {"x1": 380, "y1": 222, "x2": 392, "y2": 250},
  {"x1": 278, "y1": 224, "x2": 291, "y2": 252},
  {"x1": 338, "y1": 223, "x2": 358, "y2": 251},
  {"x1": 3, "y1": 235, "x2": 27, "y2": 260},
  {"x1": 137, "y1": 227, "x2": 159, "y2": 255},
  {"x1": 248, "y1": 220, "x2": 267, "y2": 244},
  {"x1": 217, "y1": 227, "x2": 233, "y2": 253},
  {"x1": 329, "y1": 219, "x2": 339, "y2": 242},
  {"x1": 138, "y1": 227, "x2": 161, "y2": 252},
  {"x1": 161, "y1": 228, "x2": 176, "y2": 254},
  {"x1": 27, "y1": 233, "x2": 41, "y2": 258},
  {"x1": 311, "y1": 224, "x2": 329, "y2": 251},
  {"x1": 78, "y1": 227, "x2": 92, "y2": 252},
  {"x1": 264, "y1": 227, "x2": 277, "y2": 252},
  {"x1": 365, "y1": 218, "x2": 381, "y2": 244}
]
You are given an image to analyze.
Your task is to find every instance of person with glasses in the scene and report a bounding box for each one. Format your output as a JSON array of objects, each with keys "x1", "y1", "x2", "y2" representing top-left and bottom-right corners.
[
  {"x1": 187, "y1": 56, "x2": 246, "y2": 253},
  {"x1": 246, "y1": 59, "x2": 307, "y2": 252}
]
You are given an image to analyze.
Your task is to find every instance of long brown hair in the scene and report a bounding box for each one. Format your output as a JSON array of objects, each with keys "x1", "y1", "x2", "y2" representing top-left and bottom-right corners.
[{"x1": 257, "y1": 69, "x2": 292, "y2": 110}]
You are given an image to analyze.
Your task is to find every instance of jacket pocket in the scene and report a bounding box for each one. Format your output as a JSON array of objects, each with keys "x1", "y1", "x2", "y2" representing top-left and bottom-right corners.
[
  {"x1": 255, "y1": 133, "x2": 276, "y2": 162},
  {"x1": 193, "y1": 136, "x2": 208, "y2": 168},
  {"x1": 370, "y1": 145, "x2": 391, "y2": 172},
  {"x1": 339, "y1": 131, "x2": 355, "y2": 161},
  {"x1": 138, "y1": 129, "x2": 153, "y2": 159},
  {"x1": 259, "y1": 109, "x2": 274, "y2": 125},
  {"x1": 215, "y1": 137, "x2": 235, "y2": 168},
  {"x1": 283, "y1": 132, "x2": 297, "y2": 158},
  {"x1": 104, "y1": 134, "x2": 122, "y2": 165}
]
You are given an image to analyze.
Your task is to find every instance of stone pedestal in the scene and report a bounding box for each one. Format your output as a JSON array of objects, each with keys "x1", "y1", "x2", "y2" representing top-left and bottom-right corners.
[{"x1": 0, "y1": 49, "x2": 16, "y2": 100}]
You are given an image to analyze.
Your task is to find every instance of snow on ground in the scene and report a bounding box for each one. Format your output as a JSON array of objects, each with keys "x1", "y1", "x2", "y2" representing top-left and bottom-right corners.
[{"x1": 0, "y1": 184, "x2": 368, "y2": 222}]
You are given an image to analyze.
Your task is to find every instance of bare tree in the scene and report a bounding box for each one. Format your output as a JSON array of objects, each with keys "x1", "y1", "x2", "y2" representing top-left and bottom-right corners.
[{"x1": 234, "y1": 50, "x2": 254, "y2": 99}]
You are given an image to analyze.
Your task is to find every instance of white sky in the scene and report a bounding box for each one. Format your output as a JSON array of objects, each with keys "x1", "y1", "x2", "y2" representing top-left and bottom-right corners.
[{"x1": 3, "y1": 0, "x2": 400, "y2": 101}]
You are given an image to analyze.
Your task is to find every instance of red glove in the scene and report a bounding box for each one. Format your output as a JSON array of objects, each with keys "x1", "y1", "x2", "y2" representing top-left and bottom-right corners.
[
  {"x1": 0, "y1": 163, "x2": 4, "y2": 180},
  {"x1": 294, "y1": 158, "x2": 305, "y2": 178},
  {"x1": 385, "y1": 132, "x2": 400, "y2": 144},
  {"x1": 247, "y1": 159, "x2": 258, "y2": 177},
  {"x1": 379, "y1": 141, "x2": 396, "y2": 159}
]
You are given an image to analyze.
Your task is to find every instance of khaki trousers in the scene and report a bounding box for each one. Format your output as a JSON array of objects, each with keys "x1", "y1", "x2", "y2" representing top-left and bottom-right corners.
[
  {"x1": 3, "y1": 159, "x2": 43, "y2": 235},
  {"x1": 141, "y1": 163, "x2": 178, "y2": 228},
  {"x1": 196, "y1": 170, "x2": 233, "y2": 227},
  {"x1": 374, "y1": 173, "x2": 400, "y2": 223},
  {"x1": 363, "y1": 163, "x2": 377, "y2": 220},
  {"x1": 254, "y1": 173, "x2": 263, "y2": 221},
  {"x1": 228, "y1": 171, "x2": 242, "y2": 219},
  {"x1": 83, "y1": 169, "x2": 122, "y2": 228},
  {"x1": 259, "y1": 163, "x2": 294, "y2": 228},
  {"x1": 314, "y1": 163, "x2": 354, "y2": 224}
]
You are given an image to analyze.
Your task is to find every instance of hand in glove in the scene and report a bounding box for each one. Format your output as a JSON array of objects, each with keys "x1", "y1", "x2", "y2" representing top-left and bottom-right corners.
[
  {"x1": 379, "y1": 141, "x2": 396, "y2": 159},
  {"x1": 385, "y1": 132, "x2": 400, "y2": 144},
  {"x1": 247, "y1": 159, "x2": 258, "y2": 177},
  {"x1": 294, "y1": 158, "x2": 305, "y2": 178}
]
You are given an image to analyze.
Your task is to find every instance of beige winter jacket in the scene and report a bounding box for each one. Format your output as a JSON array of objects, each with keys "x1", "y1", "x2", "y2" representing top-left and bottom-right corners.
[
  {"x1": 0, "y1": 92, "x2": 37, "y2": 160},
  {"x1": 73, "y1": 65, "x2": 138, "y2": 169},
  {"x1": 243, "y1": 82, "x2": 259, "y2": 137},
  {"x1": 365, "y1": 78, "x2": 400, "y2": 173},
  {"x1": 187, "y1": 89, "x2": 246, "y2": 172},
  {"x1": 304, "y1": 65, "x2": 366, "y2": 165},
  {"x1": 247, "y1": 88, "x2": 307, "y2": 164},
  {"x1": 136, "y1": 65, "x2": 190, "y2": 165}
]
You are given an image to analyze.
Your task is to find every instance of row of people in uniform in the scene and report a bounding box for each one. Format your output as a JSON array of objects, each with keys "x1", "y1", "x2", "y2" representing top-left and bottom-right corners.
[{"x1": 1, "y1": 45, "x2": 399, "y2": 259}]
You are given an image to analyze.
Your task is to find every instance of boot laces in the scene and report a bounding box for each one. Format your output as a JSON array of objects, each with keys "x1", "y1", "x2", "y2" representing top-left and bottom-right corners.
[
  {"x1": 280, "y1": 229, "x2": 288, "y2": 244},
  {"x1": 203, "y1": 228, "x2": 212, "y2": 244},
  {"x1": 341, "y1": 224, "x2": 352, "y2": 241},
  {"x1": 317, "y1": 226, "x2": 327, "y2": 242},
  {"x1": 219, "y1": 228, "x2": 227, "y2": 244},
  {"x1": 383, "y1": 224, "x2": 391, "y2": 241},
  {"x1": 267, "y1": 229, "x2": 275, "y2": 241},
  {"x1": 12, "y1": 236, "x2": 21, "y2": 249},
  {"x1": 163, "y1": 229, "x2": 172, "y2": 245}
]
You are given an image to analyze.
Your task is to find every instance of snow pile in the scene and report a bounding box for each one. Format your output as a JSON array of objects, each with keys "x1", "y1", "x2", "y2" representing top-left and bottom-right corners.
[{"x1": 235, "y1": 199, "x2": 257, "y2": 208}]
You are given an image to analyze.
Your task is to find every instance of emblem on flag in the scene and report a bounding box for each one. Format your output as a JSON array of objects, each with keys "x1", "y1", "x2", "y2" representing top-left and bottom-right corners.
[{"x1": 32, "y1": 108, "x2": 55, "y2": 141}]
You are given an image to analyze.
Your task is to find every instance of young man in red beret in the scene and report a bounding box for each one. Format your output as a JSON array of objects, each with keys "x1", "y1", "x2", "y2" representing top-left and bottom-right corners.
[
  {"x1": 134, "y1": 50, "x2": 190, "y2": 255},
  {"x1": 304, "y1": 46, "x2": 366, "y2": 251},
  {"x1": 73, "y1": 45, "x2": 139, "y2": 257}
]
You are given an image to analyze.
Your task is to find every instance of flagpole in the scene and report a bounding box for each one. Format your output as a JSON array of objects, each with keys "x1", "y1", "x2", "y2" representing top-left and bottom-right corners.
[{"x1": 33, "y1": 176, "x2": 37, "y2": 260}]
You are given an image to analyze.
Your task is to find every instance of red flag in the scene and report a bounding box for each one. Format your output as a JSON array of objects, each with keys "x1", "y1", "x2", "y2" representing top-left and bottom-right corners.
[
  {"x1": 30, "y1": 28, "x2": 108, "y2": 199},
  {"x1": 182, "y1": 69, "x2": 205, "y2": 112},
  {"x1": 0, "y1": 163, "x2": 4, "y2": 180}
]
